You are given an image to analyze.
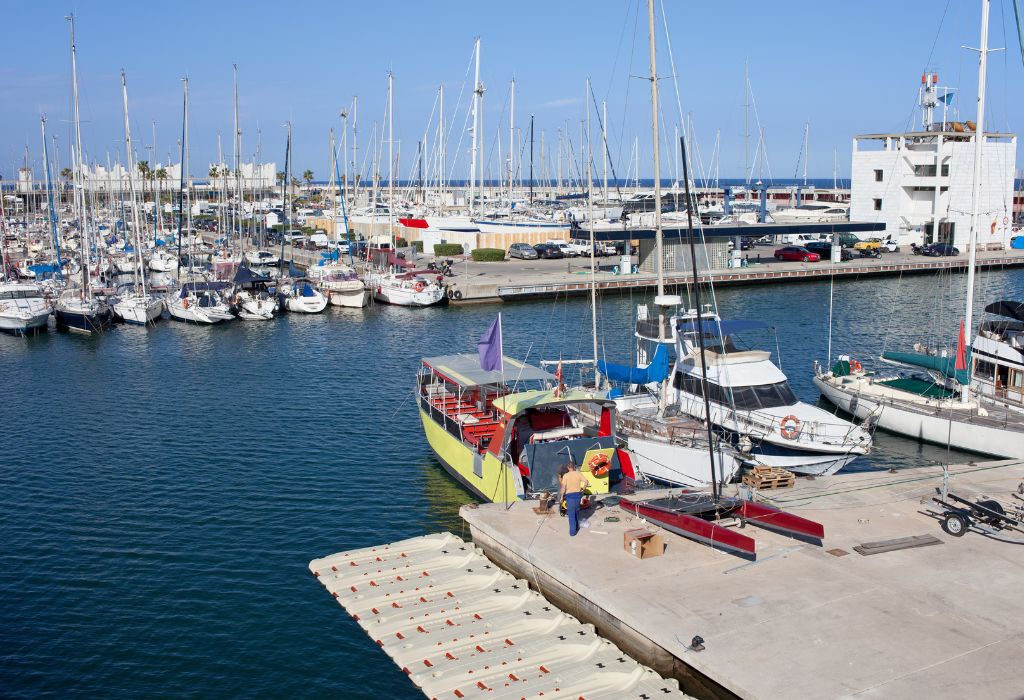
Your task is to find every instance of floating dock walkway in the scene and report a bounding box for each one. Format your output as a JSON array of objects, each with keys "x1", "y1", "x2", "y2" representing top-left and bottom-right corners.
[{"x1": 309, "y1": 532, "x2": 692, "y2": 699}]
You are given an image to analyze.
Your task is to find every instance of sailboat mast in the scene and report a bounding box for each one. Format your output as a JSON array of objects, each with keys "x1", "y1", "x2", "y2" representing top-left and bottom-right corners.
[
  {"x1": 963, "y1": 0, "x2": 991, "y2": 401},
  {"x1": 646, "y1": 0, "x2": 665, "y2": 328},
  {"x1": 586, "y1": 78, "x2": 600, "y2": 385},
  {"x1": 469, "y1": 38, "x2": 481, "y2": 218},
  {"x1": 802, "y1": 121, "x2": 809, "y2": 187},
  {"x1": 176, "y1": 78, "x2": 187, "y2": 277},
  {"x1": 439, "y1": 84, "x2": 445, "y2": 198},
  {"x1": 387, "y1": 71, "x2": 394, "y2": 251},
  {"x1": 233, "y1": 64, "x2": 242, "y2": 256},
  {"x1": 67, "y1": 13, "x2": 89, "y2": 297},
  {"x1": 40, "y1": 116, "x2": 63, "y2": 283},
  {"x1": 508, "y1": 78, "x2": 515, "y2": 208},
  {"x1": 120, "y1": 70, "x2": 146, "y2": 294}
]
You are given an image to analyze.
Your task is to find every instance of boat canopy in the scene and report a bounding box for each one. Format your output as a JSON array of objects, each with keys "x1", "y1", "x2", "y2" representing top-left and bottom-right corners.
[
  {"x1": 424, "y1": 354, "x2": 553, "y2": 388},
  {"x1": 882, "y1": 350, "x2": 971, "y2": 385},
  {"x1": 678, "y1": 318, "x2": 769, "y2": 336},
  {"x1": 233, "y1": 264, "x2": 273, "y2": 284},
  {"x1": 598, "y1": 344, "x2": 669, "y2": 384},
  {"x1": 492, "y1": 388, "x2": 610, "y2": 417},
  {"x1": 985, "y1": 300, "x2": 1024, "y2": 323},
  {"x1": 179, "y1": 281, "x2": 230, "y2": 297},
  {"x1": 388, "y1": 254, "x2": 413, "y2": 268}
]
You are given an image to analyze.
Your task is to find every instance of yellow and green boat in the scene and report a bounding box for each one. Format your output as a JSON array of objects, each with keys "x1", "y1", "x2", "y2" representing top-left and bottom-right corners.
[{"x1": 418, "y1": 354, "x2": 634, "y2": 503}]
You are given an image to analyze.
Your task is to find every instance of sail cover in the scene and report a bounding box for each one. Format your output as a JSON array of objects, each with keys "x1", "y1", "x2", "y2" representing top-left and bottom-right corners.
[
  {"x1": 598, "y1": 344, "x2": 669, "y2": 384},
  {"x1": 985, "y1": 300, "x2": 1024, "y2": 323},
  {"x1": 882, "y1": 350, "x2": 971, "y2": 385}
]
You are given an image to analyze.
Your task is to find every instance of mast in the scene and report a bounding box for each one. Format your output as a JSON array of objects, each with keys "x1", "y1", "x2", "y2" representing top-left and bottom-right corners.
[
  {"x1": 233, "y1": 64, "x2": 242, "y2": 256},
  {"x1": 802, "y1": 121, "x2": 809, "y2": 187},
  {"x1": 439, "y1": 84, "x2": 445, "y2": 198},
  {"x1": 469, "y1": 38, "x2": 482, "y2": 217},
  {"x1": 743, "y1": 60, "x2": 750, "y2": 183},
  {"x1": 602, "y1": 100, "x2": 608, "y2": 203},
  {"x1": 67, "y1": 13, "x2": 89, "y2": 297},
  {"x1": 647, "y1": 0, "x2": 665, "y2": 332},
  {"x1": 508, "y1": 77, "x2": 515, "y2": 209},
  {"x1": 351, "y1": 96, "x2": 358, "y2": 205},
  {"x1": 279, "y1": 121, "x2": 291, "y2": 279},
  {"x1": 40, "y1": 116, "x2": 63, "y2": 283},
  {"x1": 529, "y1": 115, "x2": 534, "y2": 204},
  {"x1": 176, "y1": 78, "x2": 188, "y2": 277},
  {"x1": 963, "y1": 0, "x2": 991, "y2": 402},
  {"x1": 586, "y1": 78, "x2": 599, "y2": 385},
  {"x1": 153, "y1": 121, "x2": 161, "y2": 239},
  {"x1": 120, "y1": 70, "x2": 146, "y2": 295},
  {"x1": 387, "y1": 70, "x2": 394, "y2": 252}
]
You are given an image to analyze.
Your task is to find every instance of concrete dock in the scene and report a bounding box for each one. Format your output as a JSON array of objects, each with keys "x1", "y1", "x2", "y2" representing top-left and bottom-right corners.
[{"x1": 460, "y1": 460, "x2": 1024, "y2": 699}]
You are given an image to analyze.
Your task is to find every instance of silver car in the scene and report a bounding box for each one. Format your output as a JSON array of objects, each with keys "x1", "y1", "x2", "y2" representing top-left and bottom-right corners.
[{"x1": 508, "y1": 242, "x2": 539, "y2": 260}]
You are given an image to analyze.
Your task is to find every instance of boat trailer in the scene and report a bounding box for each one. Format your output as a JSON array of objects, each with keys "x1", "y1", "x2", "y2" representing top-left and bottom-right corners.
[
  {"x1": 623, "y1": 492, "x2": 825, "y2": 557},
  {"x1": 932, "y1": 491, "x2": 1024, "y2": 544}
]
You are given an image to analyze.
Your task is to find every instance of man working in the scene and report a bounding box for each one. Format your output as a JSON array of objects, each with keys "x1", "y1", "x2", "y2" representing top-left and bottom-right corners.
[{"x1": 558, "y1": 461, "x2": 589, "y2": 537}]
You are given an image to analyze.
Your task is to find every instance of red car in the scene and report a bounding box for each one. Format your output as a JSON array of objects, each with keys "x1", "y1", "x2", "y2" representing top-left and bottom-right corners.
[{"x1": 774, "y1": 246, "x2": 820, "y2": 262}]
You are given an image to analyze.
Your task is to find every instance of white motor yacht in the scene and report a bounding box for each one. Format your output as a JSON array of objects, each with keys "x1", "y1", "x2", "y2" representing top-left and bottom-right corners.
[{"x1": 0, "y1": 282, "x2": 51, "y2": 335}]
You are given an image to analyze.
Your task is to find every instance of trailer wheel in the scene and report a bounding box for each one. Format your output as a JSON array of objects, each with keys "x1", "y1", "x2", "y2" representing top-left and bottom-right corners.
[{"x1": 942, "y1": 512, "x2": 968, "y2": 537}]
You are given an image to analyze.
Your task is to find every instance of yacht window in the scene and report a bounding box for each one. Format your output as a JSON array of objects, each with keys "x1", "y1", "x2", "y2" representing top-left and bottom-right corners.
[
  {"x1": 974, "y1": 359, "x2": 996, "y2": 381},
  {"x1": 751, "y1": 382, "x2": 798, "y2": 408}
]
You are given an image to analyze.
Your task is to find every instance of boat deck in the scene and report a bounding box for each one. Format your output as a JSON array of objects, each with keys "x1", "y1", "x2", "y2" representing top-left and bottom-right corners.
[
  {"x1": 308, "y1": 532, "x2": 692, "y2": 699},
  {"x1": 461, "y1": 460, "x2": 1024, "y2": 699}
]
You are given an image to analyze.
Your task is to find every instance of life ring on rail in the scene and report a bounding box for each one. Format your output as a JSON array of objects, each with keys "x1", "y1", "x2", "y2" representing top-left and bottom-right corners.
[
  {"x1": 413, "y1": 281, "x2": 426, "y2": 293},
  {"x1": 588, "y1": 453, "x2": 611, "y2": 478},
  {"x1": 779, "y1": 415, "x2": 801, "y2": 440},
  {"x1": 850, "y1": 359, "x2": 862, "y2": 372}
]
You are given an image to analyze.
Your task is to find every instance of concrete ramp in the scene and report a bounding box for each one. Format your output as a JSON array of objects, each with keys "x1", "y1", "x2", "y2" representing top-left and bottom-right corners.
[{"x1": 309, "y1": 532, "x2": 691, "y2": 699}]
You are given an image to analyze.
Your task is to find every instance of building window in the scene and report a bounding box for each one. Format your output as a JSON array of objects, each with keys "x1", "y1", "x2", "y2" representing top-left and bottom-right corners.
[
  {"x1": 913, "y1": 164, "x2": 937, "y2": 177},
  {"x1": 941, "y1": 163, "x2": 950, "y2": 177},
  {"x1": 873, "y1": 198, "x2": 882, "y2": 211},
  {"x1": 874, "y1": 169, "x2": 883, "y2": 182}
]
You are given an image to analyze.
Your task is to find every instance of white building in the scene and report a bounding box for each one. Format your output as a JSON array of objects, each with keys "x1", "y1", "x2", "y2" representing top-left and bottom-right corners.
[
  {"x1": 17, "y1": 167, "x2": 34, "y2": 193},
  {"x1": 206, "y1": 162, "x2": 277, "y2": 190},
  {"x1": 850, "y1": 75, "x2": 1017, "y2": 249}
]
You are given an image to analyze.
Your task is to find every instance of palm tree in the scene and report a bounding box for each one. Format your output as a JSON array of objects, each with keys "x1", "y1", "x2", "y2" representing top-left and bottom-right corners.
[
  {"x1": 155, "y1": 168, "x2": 168, "y2": 205},
  {"x1": 302, "y1": 169, "x2": 314, "y2": 188},
  {"x1": 276, "y1": 171, "x2": 286, "y2": 186}
]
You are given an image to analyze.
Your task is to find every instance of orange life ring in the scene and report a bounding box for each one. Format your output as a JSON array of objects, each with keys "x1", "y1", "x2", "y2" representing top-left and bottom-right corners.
[
  {"x1": 588, "y1": 453, "x2": 611, "y2": 478},
  {"x1": 779, "y1": 415, "x2": 801, "y2": 440},
  {"x1": 413, "y1": 281, "x2": 426, "y2": 293},
  {"x1": 850, "y1": 359, "x2": 862, "y2": 372}
]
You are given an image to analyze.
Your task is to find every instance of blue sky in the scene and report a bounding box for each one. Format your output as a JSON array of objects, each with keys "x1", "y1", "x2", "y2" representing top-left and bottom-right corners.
[{"x1": 2, "y1": 0, "x2": 1021, "y2": 183}]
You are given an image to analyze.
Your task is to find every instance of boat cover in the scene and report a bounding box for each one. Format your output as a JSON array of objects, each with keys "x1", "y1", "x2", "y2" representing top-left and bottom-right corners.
[
  {"x1": 985, "y1": 300, "x2": 1024, "y2": 322},
  {"x1": 882, "y1": 350, "x2": 970, "y2": 385},
  {"x1": 301, "y1": 283, "x2": 317, "y2": 297},
  {"x1": 423, "y1": 354, "x2": 553, "y2": 388},
  {"x1": 233, "y1": 264, "x2": 273, "y2": 285},
  {"x1": 598, "y1": 344, "x2": 669, "y2": 384},
  {"x1": 179, "y1": 281, "x2": 230, "y2": 297}
]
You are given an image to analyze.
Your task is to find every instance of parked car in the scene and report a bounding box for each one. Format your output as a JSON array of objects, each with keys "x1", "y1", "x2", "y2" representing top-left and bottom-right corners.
[
  {"x1": 533, "y1": 243, "x2": 565, "y2": 259},
  {"x1": 923, "y1": 243, "x2": 960, "y2": 256},
  {"x1": 508, "y1": 242, "x2": 539, "y2": 260},
  {"x1": 613, "y1": 241, "x2": 638, "y2": 255},
  {"x1": 804, "y1": 241, "x2": 853, "y2": 261},
  {"x1": 774, "y1": 246, "x2": 821, "y2": 262},
  {"x1": 853, "y1": 237, "x2": 884, "y2": 252},
  {"x1": 569, "y1": 238, "x2": 613, "y2": 256}
]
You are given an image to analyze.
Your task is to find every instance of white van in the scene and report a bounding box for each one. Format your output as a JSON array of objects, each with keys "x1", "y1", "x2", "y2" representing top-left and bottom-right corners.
[{"x1": 309, "y1": 232, "x2": 330, "y2": 248}]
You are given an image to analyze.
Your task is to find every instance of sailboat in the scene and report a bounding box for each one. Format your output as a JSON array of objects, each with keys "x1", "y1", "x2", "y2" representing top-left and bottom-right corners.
[
  {"x1": 364, "y1": 71, "x2": 445, "y2": 308},
  {"x1": 53, "y1": 16, "x2": 111, "y2": 335},
  {"x1": 814, "y1": 0, "x2": 1024, "y2": 458},
  {"x1": 111, "y1": 70, "x2": 163, "y2": 325},
  {"x1": 0, "y1": 190, "x2": 49, "y2": 335}
]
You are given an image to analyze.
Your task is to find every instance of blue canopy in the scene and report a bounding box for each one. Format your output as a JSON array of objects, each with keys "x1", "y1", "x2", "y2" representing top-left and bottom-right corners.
[
  {"x1": 598, "y1": 344, "x2": 669, "y2": 384},
  {"x1": 319, "y1": 250, "x2": 339, "y2": 264},
  {"x1": 301, "y1": 282, "x2": 316, "y2": 297},
  {"x1": 677, "y1": 318, "x2": 769, "y2": 336}
]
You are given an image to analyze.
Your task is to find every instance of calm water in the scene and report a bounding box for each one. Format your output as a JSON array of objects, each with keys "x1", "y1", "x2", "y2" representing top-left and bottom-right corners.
[{"x1": 2, "y1": 267, "x2": 1022, "y2": 698}]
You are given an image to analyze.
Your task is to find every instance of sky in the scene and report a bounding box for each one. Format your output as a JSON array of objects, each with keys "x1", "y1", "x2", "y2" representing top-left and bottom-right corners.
[{"x1": 2, "y1": 0, "x2": 1022, "y2": 184}]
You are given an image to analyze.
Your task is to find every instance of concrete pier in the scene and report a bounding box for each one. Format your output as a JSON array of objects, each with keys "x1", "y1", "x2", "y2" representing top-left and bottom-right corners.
[{"x1": 460, "y1": 460, "x2": 1024, "y2": 699}]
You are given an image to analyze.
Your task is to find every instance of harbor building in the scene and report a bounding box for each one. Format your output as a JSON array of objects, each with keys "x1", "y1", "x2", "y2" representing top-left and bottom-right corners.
[{"x1": 850, "y1": 73, "x2": 1017, "y2": 249}]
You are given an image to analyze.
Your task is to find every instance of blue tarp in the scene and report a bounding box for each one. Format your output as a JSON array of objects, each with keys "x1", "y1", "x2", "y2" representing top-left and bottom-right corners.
[
  {"x1": 301, "y1": 283, "x2": 316, "y2": 297},
  {"x1": 677, "y1": 318, "x2": 769, "y2": 336},
  {"x1": 319, "y1": 250, "x2": 339, "y2": 264},
  {"x1": 598, "y1": 344, "x2": 669, "y2": 384},
  {"x1": 1011, "y1": 236, "x2": 1024, "y2": 249}
]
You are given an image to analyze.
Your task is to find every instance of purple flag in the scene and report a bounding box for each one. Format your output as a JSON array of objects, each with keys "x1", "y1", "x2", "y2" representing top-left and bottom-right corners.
[{"x1": 477, "y1": 314, "x2": 503, "y2": 372}]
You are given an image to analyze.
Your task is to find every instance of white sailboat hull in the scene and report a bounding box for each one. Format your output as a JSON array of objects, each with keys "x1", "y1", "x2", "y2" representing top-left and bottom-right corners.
[
  {"x1": 165, "y1": 299, "x2": 232, "y2": 324},
  {"x1": 284, "y1": 292, "x2": 328, "y2": 313},
  {"x1": 627, "y1": 436, "x2": 741, "y2": 487},
  {"x1": 113, "y1": 295, "x2": 164, "y2": 325},
  {"x1": 814, "y1": 374, "x2": 1024, "y2": 459},
  {"x1": 324, "y1": 281, "x2": 370, "y2": 308}
]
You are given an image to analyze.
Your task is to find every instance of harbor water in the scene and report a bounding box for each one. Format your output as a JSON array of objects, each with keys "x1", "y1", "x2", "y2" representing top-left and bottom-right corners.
[{"x1": 2, "y1": 268, "x2": 1022, "y2": 698}]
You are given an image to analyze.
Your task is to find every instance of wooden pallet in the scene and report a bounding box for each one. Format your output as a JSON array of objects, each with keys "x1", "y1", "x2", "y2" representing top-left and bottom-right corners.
[{"x1": 742, "y1": 466, "x2": 796, "y2": 490}]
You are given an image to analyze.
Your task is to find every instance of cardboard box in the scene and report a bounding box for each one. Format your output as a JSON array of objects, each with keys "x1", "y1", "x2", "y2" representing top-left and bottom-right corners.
[{"x1": 623, "y1": 528, "x2": 665, "y2": 559}]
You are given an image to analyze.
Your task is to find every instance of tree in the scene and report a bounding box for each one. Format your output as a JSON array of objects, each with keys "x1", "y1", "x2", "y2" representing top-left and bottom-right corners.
[
  {"x1": 302, "y1": 169, "x2": 314, "y2": 187},
  {"x1": 209, "y1": 165, "x2": 220, "y2": 180},
  {"x1": 276, "y1": 171, "x2": 286, "y2": 185},
  {"x1": 155, "y1": 168, "x2": 168, "y2": 203}
]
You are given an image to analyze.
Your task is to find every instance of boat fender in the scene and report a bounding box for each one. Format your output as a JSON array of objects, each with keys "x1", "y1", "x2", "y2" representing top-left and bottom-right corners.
[
  {"x1": 779, "y1": 415, "x2": 801, "y2": 439},
  {"x1": 453, "y1": 289, "x2": 463, "y2": 300},
  {"x1": 737, "y1": 435, "x2": 753, "y2": 454},
  {"x1": 414, "y1": 281, "x2": 426, "y2": 293}
]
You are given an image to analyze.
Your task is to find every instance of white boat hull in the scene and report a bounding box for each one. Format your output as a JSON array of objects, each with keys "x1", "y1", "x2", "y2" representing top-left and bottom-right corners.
[
  {"x1": 325, "y1": 282, "x2": 370, "y2": 308},
  {"x1": 627, "y1": 436, "x2": 741, "y2": 487},
  {"x1": 814, "y1": 374, "x2": 1024, "y2": 458},
  {"x1": 113, "y1": 295, "x2": 164, "y2": 325},
  {"x1": 0, "y1": 310, "x2": 50, "y2": 334},
  {"x1": 165, "y1": 298, "x2": 233, "y2": 324}
]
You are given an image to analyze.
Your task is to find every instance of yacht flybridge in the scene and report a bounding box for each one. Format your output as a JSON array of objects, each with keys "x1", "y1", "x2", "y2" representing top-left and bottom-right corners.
[
  {"x1": 972, "y1": 300, "x2": 1024, "y2": 413},
  {"x1": 663, "y1": 309, "x2": 872, "y2": 475},
  {"x1": 417, "y1": 354, "x2": 632, "y2": 503}
]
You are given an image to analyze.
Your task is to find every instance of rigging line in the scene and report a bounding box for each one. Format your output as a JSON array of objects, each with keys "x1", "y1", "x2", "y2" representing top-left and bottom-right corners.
[
  {"x1": 1013, "y1": 0, "x2": 1024, "y2": 68},
  {"x1": 587, "y1": 82, "x2": 624, "y2": 200},
  {"x1": 616, "y1": 0, "x2": 643, "y2": 175}
]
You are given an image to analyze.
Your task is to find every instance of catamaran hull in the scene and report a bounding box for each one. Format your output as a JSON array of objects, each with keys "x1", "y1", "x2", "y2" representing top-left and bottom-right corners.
[
  {"x1": 626, "y1": 436, "x2": 741, "y2": 487},
  {"x1": 418, "y1": 407, "x2": 522, "y2": 503},
  {"x1": 814, "y1": 375, "x2": 1024, "y2": 459}
]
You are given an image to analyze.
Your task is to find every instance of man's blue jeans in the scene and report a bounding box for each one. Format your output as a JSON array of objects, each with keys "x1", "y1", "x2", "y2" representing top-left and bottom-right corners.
[{"x1": 565, "y1": 492, "x2": 582, "y2": 536}]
